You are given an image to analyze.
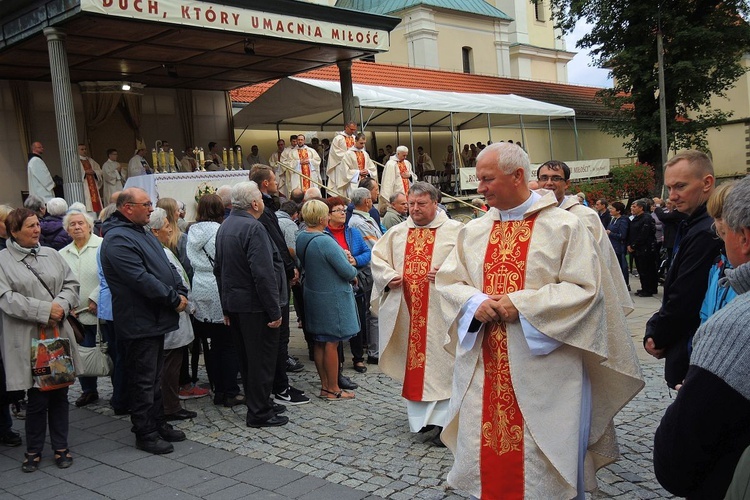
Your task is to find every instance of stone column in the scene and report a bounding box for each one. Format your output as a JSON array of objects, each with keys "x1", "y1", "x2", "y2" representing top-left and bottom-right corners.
[
  {"x1": 44, "y1": 28, "x2": 83, "y2": 204},
  {"x1": 337, "y1": 60, "x2": 357, "y2": 126}
]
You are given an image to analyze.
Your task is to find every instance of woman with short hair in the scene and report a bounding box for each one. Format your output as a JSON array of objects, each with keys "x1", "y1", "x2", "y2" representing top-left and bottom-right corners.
[
  {"x1": 0, "y1": 208, "x2": 80, "y2": 472},
  {"x1": 59, "y1": 210, "x2": 103, "y2": 408},
  {"x1": 148, "y1": 208, "x2": 196, "y2": 421},
  {"x1": 186, "y1": 194, "x2": 243, "y2": 407},
  {"x1": 296, "y1": 200, "x2": 359, "y2": 400}
]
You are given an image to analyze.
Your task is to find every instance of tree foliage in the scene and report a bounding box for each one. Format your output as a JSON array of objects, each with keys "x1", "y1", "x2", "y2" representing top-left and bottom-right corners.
[{"x1": 550, "y1": 0, "x2": 750, "y2": 186}]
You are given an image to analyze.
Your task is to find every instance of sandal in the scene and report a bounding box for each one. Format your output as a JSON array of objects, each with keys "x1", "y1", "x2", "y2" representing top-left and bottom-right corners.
[
  {"x1": 320, "y1": 388, "x2": 355, "y2": 401},
  {"x1": 54, "y1": 449, "x2": 73, "y2": 469},
  {"x1": 22, "y1": 452, "x2": 41, "y2": 473}
]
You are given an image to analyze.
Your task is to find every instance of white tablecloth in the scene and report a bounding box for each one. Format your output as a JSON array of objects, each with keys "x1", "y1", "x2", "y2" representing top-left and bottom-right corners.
[{"x1": 124, "y1": 170, "x2": 249, "y2": 221}]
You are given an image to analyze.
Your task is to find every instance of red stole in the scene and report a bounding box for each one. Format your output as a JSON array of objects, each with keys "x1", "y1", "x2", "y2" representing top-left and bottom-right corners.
[
  {"x1": 297, "y1": 148, "x2": 310, "y2": 190},
  {"x1": 401, "y1": 227, "x2": 436, "y2": 400},
  {"x1": 480, "y1": 215, "x2": 537, "y2": 499},
  {"x1": 397, "y1": 161, "x2": 410, "y2": 195},
  {"x1": 81, "y1": 159, "x2": 102, "y2": 212},
  {"x1": 345, "y1": 135, "x2": 355, "y2": 148},
  {"x1": 354, "y1": 150, "x2": 366, "y2": 173}
]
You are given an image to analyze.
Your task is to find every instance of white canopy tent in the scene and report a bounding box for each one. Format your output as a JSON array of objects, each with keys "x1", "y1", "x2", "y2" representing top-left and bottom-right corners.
[
  {"x1": 233, "y1": 76, "x2": 581, "y2": 191},
  {"x1": 233, "y1": 76, "x2": 576, "y2": 132}
]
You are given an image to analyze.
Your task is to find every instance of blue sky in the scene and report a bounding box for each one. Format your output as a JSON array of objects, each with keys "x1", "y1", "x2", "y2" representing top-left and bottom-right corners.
[{"x1": 564, "y1": 20, "x2": 613, "y2": 88}]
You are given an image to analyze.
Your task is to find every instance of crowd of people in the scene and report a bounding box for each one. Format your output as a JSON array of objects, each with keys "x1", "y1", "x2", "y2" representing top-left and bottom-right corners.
[{"x1": 3, "y1": 133, "x2": 750, "y2": 499}]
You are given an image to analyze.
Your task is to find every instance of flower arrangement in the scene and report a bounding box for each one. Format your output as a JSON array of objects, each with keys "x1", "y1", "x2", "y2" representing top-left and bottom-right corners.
[{"x1": 194, "y1": 182, "x2": 217, "y2": 203}]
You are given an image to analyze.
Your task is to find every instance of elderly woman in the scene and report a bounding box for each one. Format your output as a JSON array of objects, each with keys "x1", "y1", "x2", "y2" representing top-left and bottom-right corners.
[
  {"x1": 0, "y1": 204, "x2": 13, "y2": 250},
  {"x1": 297, "y1": 200, "x2": 359, "y2": 400},
  {"x1": 59, "y1": 210, "x2": 103, "y2": 408},
  {"x1": 324, "y1": 197, "x2": 371, "y2": 375},
  {"x1": 0, "y1": 208, "x2": 80, "y2": 471},
  {"x1": 156, "y1": 198, "x2": 204, "y2": 399},
  {"x1": 40, "y1": 198, "x2": 72, "y2": 251},
  {"x1": 148, "y1": 208, "x2": 196, "y2": 421},
  {"x1": 186, "y1": 194, "x2": 242, "y2": 407}
]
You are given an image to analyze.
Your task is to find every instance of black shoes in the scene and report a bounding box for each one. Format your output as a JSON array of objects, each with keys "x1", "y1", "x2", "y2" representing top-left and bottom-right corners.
[
  {"x1": 635, "y1": 289, "x2": 656, "y2": 297},
  {"x1": 272, "y1": 403, "x2": 287, "y2": 414},
  {"x1": 338, "y1": 374, "x2": 358, "y2": 390},
  {"x1": 246, "y1": 414, "x2": 289, "y2": 428},
  {"x1": 136, "y1": 436, "x2": 174, "y2": 455},
  {"x1": 286, "y1": 355, "x2": 304, "y2": 372},
  {"x1": 0, "y1": 429, "x2": 22, "y2": 447},
  {"x1": 367, "y1": 356, "x2": 379, "y2": 365},
  {"x1": 158, "y1": 423, "x2": 186, "y2": 442},
  {"x1": 75, "y1": 391, "x2": 99, "y2": 407},
  {"x1": 164, "y1": 408, "x2": 197, "y2": 421},
  {"x1": 353, "y1": 362, "x2": 367, "y2": 373}
]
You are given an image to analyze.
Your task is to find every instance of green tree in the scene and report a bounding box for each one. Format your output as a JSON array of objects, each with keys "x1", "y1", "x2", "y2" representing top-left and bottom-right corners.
[{"x1": 550, "y1": 0, "x2": 750, "y2": 186}]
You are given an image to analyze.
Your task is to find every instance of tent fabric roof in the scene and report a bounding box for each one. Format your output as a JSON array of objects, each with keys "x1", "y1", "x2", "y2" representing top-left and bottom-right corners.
[
  {"x1": 230, "y1": 61, "x2": 611, "y2": 119},
  {"x1": 232, "y1": 76, "x2": 574, "y2": 131},
  {"x1": 334, "y1": 0, "x2": 512, "y2": 21}
]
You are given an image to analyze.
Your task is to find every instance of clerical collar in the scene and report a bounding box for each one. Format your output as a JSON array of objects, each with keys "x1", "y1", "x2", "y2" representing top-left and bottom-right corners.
[{"x1": 497, "y1": 190, "x2": 541, "y2": 221}]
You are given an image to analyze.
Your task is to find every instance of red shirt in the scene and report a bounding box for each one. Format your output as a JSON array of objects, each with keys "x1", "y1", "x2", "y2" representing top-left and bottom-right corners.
[{"x1": 327, "y1": 224, "x2": 349, "y2": 252}]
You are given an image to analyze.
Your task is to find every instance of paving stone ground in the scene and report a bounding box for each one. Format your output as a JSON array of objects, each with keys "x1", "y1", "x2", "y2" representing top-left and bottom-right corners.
[{"x1": 1, "y1": 276, "x2": 678, "y2": 498}]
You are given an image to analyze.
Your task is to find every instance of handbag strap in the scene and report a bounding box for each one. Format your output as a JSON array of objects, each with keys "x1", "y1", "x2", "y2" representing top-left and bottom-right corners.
[
  {"x1": 23, "y1": 260, "x2": 55, "y2": 300},
  {"x1": 298, "y1": 233, "x2": 324, "y2": 269}
]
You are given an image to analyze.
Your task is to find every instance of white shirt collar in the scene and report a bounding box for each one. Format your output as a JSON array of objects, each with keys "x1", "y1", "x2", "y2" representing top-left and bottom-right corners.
[{"x1": 496, "y1": 190, "x2": 541, "y2": 221}]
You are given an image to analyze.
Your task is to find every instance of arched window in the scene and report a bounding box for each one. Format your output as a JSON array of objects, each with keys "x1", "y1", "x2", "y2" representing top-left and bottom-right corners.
[{"x1": 462, "y1": 46, "x2": 473, "y2": 74}]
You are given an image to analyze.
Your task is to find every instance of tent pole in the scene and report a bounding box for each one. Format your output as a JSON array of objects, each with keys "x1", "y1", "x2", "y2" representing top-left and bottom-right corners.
[
  {"x1": 548, "y1": 116, "x2": 553, "y2": 160},
  {"x1": 429, "y1": 126, "x2": 433, "y2": 157},
  {"x1": 359, "y1": 104, "x2": 364, "y2": 131},
  {"x1": 519, "y1": 116, "x2": 527, "y2": 154},
  {"x1": 408, "y1": 109, "x2": 415, "y2": 166},
  {"x1": 487, "y1": 114, "x2": 492, "y2": 142},
  {"x1": 276, "y1": 124, "x2": 280, "y2": 141},
  {"x1": 573, "y1": 116, "x2": 580, "y2": 160},
  {"x1": 450, "y1": 112, "x2": 457, "y2": 194}
]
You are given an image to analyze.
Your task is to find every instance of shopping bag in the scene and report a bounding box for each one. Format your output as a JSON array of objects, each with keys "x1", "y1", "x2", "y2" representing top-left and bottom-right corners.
[
  {"x1": 78, "y1": 324, "x2": 113, "y2": 377},
  {"x1": 31, "y1": 326, "x2": 76, "y2": 391}
]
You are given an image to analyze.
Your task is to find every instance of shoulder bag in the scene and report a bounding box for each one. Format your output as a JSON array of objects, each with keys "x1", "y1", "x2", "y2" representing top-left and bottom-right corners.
[
  {"x1": 23, "y1": 260, "x2": 85, "y2": 343},
  {"x1": 78, "y1": 322, "x2": 113, "y2": 377}
]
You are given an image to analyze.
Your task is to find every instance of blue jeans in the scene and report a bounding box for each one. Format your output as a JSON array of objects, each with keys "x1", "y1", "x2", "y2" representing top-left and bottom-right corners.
[{"x1": 615, "y1": 250, "x2": 629, "y2": 286}]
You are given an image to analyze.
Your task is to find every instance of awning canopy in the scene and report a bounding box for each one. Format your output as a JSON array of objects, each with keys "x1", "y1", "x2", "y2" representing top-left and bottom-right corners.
[{"x1": 233, "y1": 76, "x2": 576, "y2": 131}]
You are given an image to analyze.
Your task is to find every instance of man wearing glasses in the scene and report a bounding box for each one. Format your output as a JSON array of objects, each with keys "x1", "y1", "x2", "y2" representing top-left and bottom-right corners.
[
  {"x1": 537, "y1": 160, "x2": 632, "y2": 310},
  {"x1": 101, "y1": 188, "x2": 189, "y2": 454}
]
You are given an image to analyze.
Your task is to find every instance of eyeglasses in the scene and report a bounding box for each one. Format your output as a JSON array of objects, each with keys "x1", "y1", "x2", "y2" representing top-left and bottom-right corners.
[
  {"x1": 538, "y1": 175, "x2": 566, "y2": 183},
  {"x1": 126, "y1": 201, "x2": 153, "y2": 208},
  {"x1": 330, "y1": 209, "x2": 346, "y2": 213}
]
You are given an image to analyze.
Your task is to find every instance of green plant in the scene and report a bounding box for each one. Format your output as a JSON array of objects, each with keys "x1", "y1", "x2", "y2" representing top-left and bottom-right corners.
[{"x1": 572, "y1": 162, "x2": 655, "y2": 203}]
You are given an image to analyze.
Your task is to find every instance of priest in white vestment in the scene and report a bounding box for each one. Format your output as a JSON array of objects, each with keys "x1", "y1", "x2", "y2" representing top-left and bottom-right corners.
[
  {"x1": 78, "y1": 144, "x2": 104, "y2": 213},
  {"x1": 435, "y1": 142, "x2": 644, "y2": 499},
  {"x1": 279, "y1": 135, "x2": 322, "y2": 196},
  {"x1": 326, "y1": 121, "x2": 357, "y2": 194},
  {"x1": 371, "y1": 182, "x2": 462, "y2": 444},
  {"x1": 128, "y1": 148, "x2": 152, "y2": 177},
  {"x1": 101, "y1": 148, "x2": 124, "y2": 203},
  {"x1": 27, "y1": 141, "x2": 55, "y2": 201},
  {"x1": 338, "y1": 133, "x2": 377, "y2": 199},
  {"x1": 536, "y1": 160, "x2": 634, "y2": 314},
  {"x1": 380, "y1": 146, "x2": 415, "y2": 214}
]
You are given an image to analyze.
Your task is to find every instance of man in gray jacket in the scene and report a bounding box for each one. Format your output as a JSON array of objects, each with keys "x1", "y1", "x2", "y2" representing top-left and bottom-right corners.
[
  {"x1": 101, "y1": 188, "x2": 189, "y2": 455},
  {"x1": 214, "y1": 182, "x2": 288, "y2": 428}
]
